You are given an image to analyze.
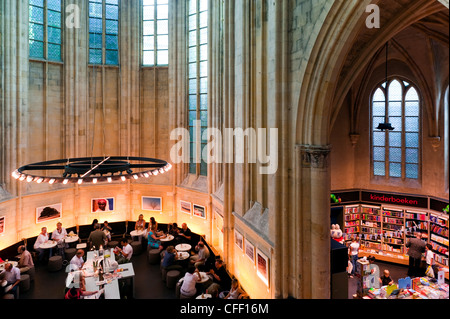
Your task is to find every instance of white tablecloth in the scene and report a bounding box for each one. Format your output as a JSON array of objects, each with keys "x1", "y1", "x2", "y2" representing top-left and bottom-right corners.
[
  {"x1": 39, "y1": 241, "x2": 57, "y2": 249},
  {"x1": 160, "y1": 234, "x2": 174, "y2": 242},
  {"x1": 175, "y1": 244, "x2": 191, "y2": 252}
]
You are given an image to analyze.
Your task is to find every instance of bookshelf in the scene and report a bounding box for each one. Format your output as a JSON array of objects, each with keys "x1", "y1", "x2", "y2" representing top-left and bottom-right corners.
[{"x1": 341, "y1": 203, "x2": 449, "y2": 278}]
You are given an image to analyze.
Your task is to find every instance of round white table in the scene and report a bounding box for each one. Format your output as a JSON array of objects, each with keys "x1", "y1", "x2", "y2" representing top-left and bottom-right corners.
[
  {"x1": 160, "y1": 234, "x2": 174, "y2": 242},
  {"x1": 198, "y1": 271, "x2": 210, "y2": 283},
  {"x1": 176, "y1": 251, "x2": 190, "y2": 260},
  {"x1": 130, "y1": 230, "x2": 146, "y2": 238},
  {"x1": 196, "y1": 293, "x2": 211, "y2": 299},
  {"x1": 64, "y1": 235, "x2": 79, "y2": 244},
  {"x1": 39, "y1": 240, "x2": 57, "y2": 249},
  {"x1": 175, "y1": 244, "x2": 191, "y2": 252},
  {"x1": 0, "y1": 261, "x2": 18, "y2": 271}
]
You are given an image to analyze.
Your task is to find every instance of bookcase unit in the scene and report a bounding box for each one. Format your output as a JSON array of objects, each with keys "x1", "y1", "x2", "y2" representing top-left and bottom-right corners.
[{"x1": 341, "y1": 204, "x2": 449, "y2": 278}]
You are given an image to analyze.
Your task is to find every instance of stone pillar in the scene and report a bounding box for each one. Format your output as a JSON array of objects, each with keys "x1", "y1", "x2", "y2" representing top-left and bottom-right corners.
[{"x1": 297, "y1": 144, "x2": 331, "y2": 299}]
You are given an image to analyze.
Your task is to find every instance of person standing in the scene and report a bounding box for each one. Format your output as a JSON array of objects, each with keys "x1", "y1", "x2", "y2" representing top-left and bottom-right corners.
[
  {"x1": 348, "y1": 236, "x2": 360, "y2": 278},
  {"x1": 87, "y1": 224, "x2": 107, "y2": 250},
  {"x1": 405, "y1": 232, "x2": 426, "y2": 277}
]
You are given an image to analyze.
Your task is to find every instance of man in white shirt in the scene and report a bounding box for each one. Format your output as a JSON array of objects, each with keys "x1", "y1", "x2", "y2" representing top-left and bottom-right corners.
[
  {"x1": 70, "y1": 249, "x2": 85, "y2": 270},
  {"x1": 0, "y1": 263, "x2": 21, "y2": 299},
  {"x1": 114, "y1": 239, "x2": 133, "y2": 264},
  {"x1": 52, "y1": 222, "x2": 68, "y2": 259},
  {"x1": 34, "y1": 227, "x2": 51, "y2": 262}
]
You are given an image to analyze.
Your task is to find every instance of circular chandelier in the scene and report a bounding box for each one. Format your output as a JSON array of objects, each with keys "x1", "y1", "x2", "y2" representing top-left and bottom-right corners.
[{"x1": 12, "y1": 156, "x2": 172, "y2": 185}]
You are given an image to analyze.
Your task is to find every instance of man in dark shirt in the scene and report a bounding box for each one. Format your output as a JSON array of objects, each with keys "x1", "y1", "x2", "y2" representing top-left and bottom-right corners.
[
  {"x1": 405, "y1": 232, "x2": 426, "y2": 277},
  {"x1": 88, "y1": 224, "x2": 107, "y2": 250},
  {"x1": 177, "y1": 223, "x2": 192, "y2": 245},
  {"x1": 208, "y1": 259, "x2": 231, "y2": 292}
]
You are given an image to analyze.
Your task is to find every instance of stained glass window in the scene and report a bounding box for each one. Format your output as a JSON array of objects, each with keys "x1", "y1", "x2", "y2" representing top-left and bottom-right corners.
[
  {"x1": 89, "y1": 0, "x2": 119, "y2": 65},
  {"x1": 143, "y1": 0, "x2": 169, "y2": 66},
  {"x1": 29, "y1": 0, "x2": 62, "y2": 61},
  {"x1": 187, "y1": 0, "x2": 208, "y2": 176},
  {"x1": 371, "y1": 79, "x2": 420, "y2": 179}
]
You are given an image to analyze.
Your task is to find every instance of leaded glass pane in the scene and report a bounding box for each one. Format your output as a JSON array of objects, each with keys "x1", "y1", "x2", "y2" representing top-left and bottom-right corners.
[
  {"x1": 106, "y1": 35, "x2": 118, "y2": 50},
  {"x1": 199, "y1": 0, "x2": 208, "y2": 11},
  {"x1": 389, "y1": 116, "x2": 402, "y2": 132},
  {"x1": 199, "y1": 77, "x2": 207, "y2": 93},
  {"x1": 143, "y1": 36, "x2": 154, "y2": 50},
  {"x1": 29, "y1": 23, "x2": 44, "y2": 41},
  {"x1": 373, "y1": 147, "x2": 385, "y2": 162},
  {"x1": 29, "y1": 40, "x2": 44, "y2": 58},
  {"x1": 199, "y1": 61, "x2": 208, "y2": 77},
  {"x1": 373, "y1": 131, "x2": 385, "y2": 147},
  {"x1": 48, "y1": 10, "x2": 61, "y2": 28},
  {"x1": 388, "y1": 132, "x2": 401, "y2": 147},
  {"x1": 89, "y1": 18, "x2": 103, "y2": 33},
  {"x1": 405, "y1": 87, "x2": 419, "y2": 101},
  {"x1": 189, "y1": 0, "x2": 197, "y2": 14},
  {"x1": 189, "y1": 63, "x2": 197, "y2": 79},
  {"x1": 90, "y1": 33, "x2": 102, "y2": 48},
  {"x1": 405, "y1": 117, "x2": 419, "y2": 132},
  {"x1": 405, "y1": 148, "x2": 418, "y2": 164},
  {"x1": 47, "y1": 0, "x2": 61, "y2": 11},
  {"x1": 405, "y1": 132, "x2": 419, "y2": 148},
  {"x1": 199, "y1": 94, "x2": 207, "y2": 110},
  {"x1": 389, "y1": 147, "x2": 401, "y2": 162},
  {"x1": 199, "y1": 11, "x2": 208, "y2": 28},
  {"x1": 157, "y1": 4, "x2": 168, "y2": 19},
  {"x1": 105, "y1": 4, "x2": 119, "y2": 20},
  {"x1": 157, "y1": 0, "x2": 168, "y2": 4},
  {"x1": 89, "y1": 49, "x2": 102, "y2": 64},
  {"x1": 200, "y1": 111, "x2": 208, "y2": 126},
  {"x1": 372, "y1": 101, "x2": 385, "y2": 116},
  {"x1": 406, "y1": 163, "x2": 418, "y2": 179},
  {"x1": 189, "y1": 79, "x2": 197, "y2": 94},
  {"x1": 30, "y1": 0, "x2": 44, "y2": 7},
  {"x1": 373, "y1": 116, "x2": 385, "y2": 130},
  {"x1": 199, "y1": 44, "x2": 207, "y2": 61},
  {"x1": 388, "y1": 80, "x2": 402, "y2": 101},
  {"x1": 189, "y1": 15, "x2": 197, "y2": 30},
  {"x1": 48, "y1": 27, "x2": 61, "y2": 44},
  {"x1": 157, "y1": 35, "x2": 168, "y2": 50},
  {"x1": 105, "y1": 0, "x2": 118, "y2": 4},
  {"x1": 189, "y1": 95, "x2": 197, "y2": 110},
  {"x1": 389, "y1": 162, "x2": 401, "y2": 178},
  {"x1": 47, "y1": 43, "x2": 61, "y2": 61},
  {"x1": 143, "y1": 6, "x2": 154, "y2": 20},
  {"x1": 189, "y1": 47, "x2": 197, "y2": 62},
  {"x1": 189, "y1": 111, "x2": 197, "y2": 126},
  {"x1": 89, "y1": 2, "x2": 102, "y2": 18},
  {"x1": 388, "y1": 101, "x2": 402, "y2": 117},
  {"x1": 199, "y1": 28, "x2": 207, "y2": 44},
  {"x1": 29, "y1": 6, "x2": 44, "y2": 24},
  {"x1": 105, "y1": 20, "x2": 119, "y2": 35},
  {"x1": 105, "y1": 50, "x2": 118, "y2": 65},
  {"x1": 373, "y1": 161, "x2": 385, "y2": 176},
  {"x1": 157, "y1": 50, "x2": 168, "y2": 65},
  {"x1": 405, "y1": 101, "x2": 419, "y2": 117},
  {"x1": 143, "y1": 21, "x2": 154, "y2": 36},
  {"x1": 373, "y1": 88, "x2": 385, "y2": 102},
  {"x1": 157, "y1": 20, "x2": 168, "y2": 35},
  {"x1": 143, "y1": 50, "x2": 154, "y2": 65},
  {"x1": 189, "y1": 30, "x2": 197, "y2": 46}
]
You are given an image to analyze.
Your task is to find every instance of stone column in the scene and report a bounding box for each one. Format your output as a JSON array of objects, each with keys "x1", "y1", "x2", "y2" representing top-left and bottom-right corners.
[{"x1": 297, "y1": 144, "x2": 331, "y2": 299}]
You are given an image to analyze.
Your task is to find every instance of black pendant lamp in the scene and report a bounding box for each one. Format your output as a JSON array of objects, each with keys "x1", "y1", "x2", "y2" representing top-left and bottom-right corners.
[{"x1": 376, "y1": 42, "x2": 394, "y2": 131}]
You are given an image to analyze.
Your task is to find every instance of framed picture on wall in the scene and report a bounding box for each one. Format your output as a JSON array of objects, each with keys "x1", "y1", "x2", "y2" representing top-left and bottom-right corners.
[
  {"x1": 0, "y1": 216, "x2": 5, "y2": 234},
  {"x1": 256, "y1": 249, "x2": 269, "y2": 287},
  {"x1": 142, "y1": 196, "x2": 162, "y2": 211},
  {"x1": 91, "y1": 198, "x2": 114, "y2": 213},
  {"x1": 36, "y1": 203, "x2": 62, "y2": 224},
  {"x1": 234, "y1": 229, "x2": 243, "y2": 251},
  {"x1": 193, "y1": 204, "x2": 206, "y2": 219},
  {"x1": 180, "y1": 200, "x2": 191, "y2": 215},
  {"x1": 244, "y1": 239, "x2": 255, "y2": 263}
]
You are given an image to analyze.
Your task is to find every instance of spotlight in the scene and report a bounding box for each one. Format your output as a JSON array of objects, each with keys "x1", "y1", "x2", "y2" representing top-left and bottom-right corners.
[
  {"x1": 49, "y1": 179, "x2": 56, "y2": 185},
  {"x1": 36, "y1": 178, "x2": 44, "y2": 184},
  {"x1": 26, "y1": 176, "x2": 33, "y2": 182},
  {"x1": 77, "y1": 179, "x2": 83, "y2": 184},
  {"x1": 121, "y1": 176, "x2": 126, "y2": 181},
  {"x1": 92, "y1": 178, "x2": 98, "y2": 184},
  {"x1": 63, "y1": 179, "x2": 69, "y2": 185},
  {"x1": 133, "y1": 174, "x2": 138, "y2": 180},
  {"x1": 107, "y1": 177, "x2": 112, "y2": 183}
]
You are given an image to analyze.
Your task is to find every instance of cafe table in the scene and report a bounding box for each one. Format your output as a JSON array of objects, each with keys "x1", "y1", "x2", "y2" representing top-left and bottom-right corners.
[
  {"x1": 64, "y1": 234, "x2": 79, "y2": 245},
  {"x1": 130, "y1": 229, "x2": 146, "y2": 239},
  {"x1": 176, "y1": 251, "x2": 190, "y2": 261},
  {"x1": 160, "y1": 234, "x2": 174, "y2": 242},
  {"x1": 175, "y1": 243, "x2": 191, "y2": 252},
  {"x1": 39, "y1": 240, "x2": 57, "y2": 250}
]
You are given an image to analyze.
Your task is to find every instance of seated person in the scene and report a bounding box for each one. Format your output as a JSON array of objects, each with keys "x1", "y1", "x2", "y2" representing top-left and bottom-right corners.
[
  {"x1": 65, "y1": 273, "x2": 103, "y2": 299},
  {"x1": 206, "y1": 282, "x2": 220, "y2": 298},
  {"x1": 33, "y1": 227, "x2": 51, "y2": 262},
  {"x1": 161, "y1": 246, "x2": 183, "y2": 272},
  {"x1": 222, "y1": 278, "x2": 247, "y2": 299},
  {"x1": 379, "y1": 269, "x2": 394, "y2": 286},
  {"x1": 114, "y1": 239, "x2": 133, "y2": 264},
  {"x1": 190, "y1": 241, "x2": 210, "y2": 269},
  {"x1": 70, "y1": 249, "x2": 85, "y2": 270},
  {"x1": 148, "y1": 217, "x2": 164, "y2": 236},
  {"x1": 176, "y1": 223, "x2": 192, "y2": 245},
  {"x1": 180, "y1": 267, "x2": 201, "y2": 298},
  {"x1": 17, "y1": 245, "x2": 35, "y2": 274},
  {"x1": 148, "y1": 228, "x2": 166, "y2": 252},
  {"x1": 135, "y1": 214, "x2": 146, "y2": 231},
  {"x1": 168, "y1": 223, "x2": 179, "y2": 236},
  {"x1": 208, "y1": 259, "x2": 230, "y2": 291},
  {"x1": 0, "y1": 263, "x2": 21, "y2": 299}
]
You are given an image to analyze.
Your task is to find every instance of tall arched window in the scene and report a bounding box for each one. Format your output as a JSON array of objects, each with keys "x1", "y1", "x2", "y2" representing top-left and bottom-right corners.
[
  {"x1": 372, "y1": 79, "x2": 420, "y2": 180},
  {"x1": 29, "y1": 0, "x2": 63, "y2": 61},
  {"x1": 142, "y1": 0, "x2": 169, "y2": 66},
  {"x1": 187, "y1": 0, "x2": 208, "y2": 176}
]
